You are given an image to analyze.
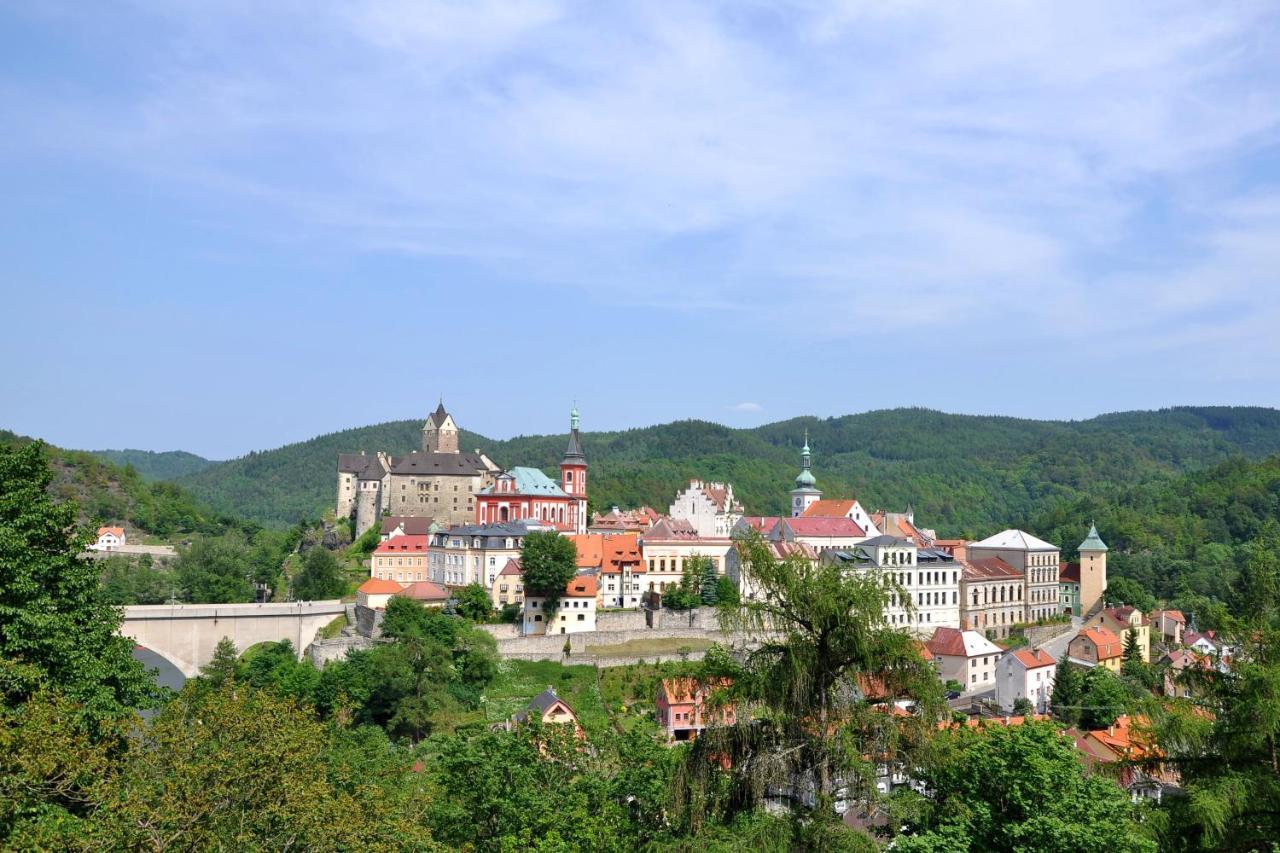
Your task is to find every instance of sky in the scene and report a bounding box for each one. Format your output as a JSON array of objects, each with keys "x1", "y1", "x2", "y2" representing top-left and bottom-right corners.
[{"x1": 2, "y1": 2, "x2": 1279, "y2": 460}]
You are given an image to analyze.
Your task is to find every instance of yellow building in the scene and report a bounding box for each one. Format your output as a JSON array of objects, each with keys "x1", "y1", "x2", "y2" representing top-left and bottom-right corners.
[{"x1": 1086, "y1": 605, "x2": 1151, "y2": 663}]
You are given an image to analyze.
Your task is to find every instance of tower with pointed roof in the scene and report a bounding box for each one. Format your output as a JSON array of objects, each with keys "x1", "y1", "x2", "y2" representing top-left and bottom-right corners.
[
  {"x1": 789, "y1": 431, "x2": 822, "y2": 517},
  {"x1": 1078, "y1": 522, "x2": 1108, "y2": 618},
  {"x1": 422, "y1": 399, "x2": 460, "y2": 454},
  {"x1": 560, "y1": 406, "x2": 588, "y2": 534}
]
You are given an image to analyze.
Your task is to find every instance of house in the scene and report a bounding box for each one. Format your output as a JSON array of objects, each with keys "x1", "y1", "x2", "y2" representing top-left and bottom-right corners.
[
  {"x1": 396, "y1": 580, "x2": 451, "y2": 605},
  {"x1": 656, "y1": 678, "x2": 735, "y2": 742},
  {"x1": 370, "y1": 535, "x2": 430, "y2": 583},
  {"x1": 823, "y1": 539, "x2": 962, "y2": 632},
  {"x1": 966, "y1": 529, "x2": 1061, "y2": 623},
  {"x1": 1074, "y1": 715, "x2": 1180, "y2": 803},
  {"x1": 379, "y1": 516, "x2": 437, "y2": 541},
  {"x1": 1058, "y1": 561, "x2": 1081, "y2": 616},
  {"x1": 428, "y1": 521, "x2": 536, "y2": 588},
  {"x1": 589, "y1": 506, "x2": 660, "y2": 535},
  {"x1": 491, "y1": 558, "x2": 525, "y2": 609},
  {"x1": 926, "y1": 627, "x2": 1003, "y2": 692},
  {"x1": 1150, "y1": 609, "x2": 1186, "y2": 646},
  {"x1": 869, "y1": 508, "x2": 934, "y2": 546},
  {"x1": 509, "y1": 687, "x2": 584, "y2": 739},
  {"x1": 522, "y1": 573, "x2": 599, "y2": 635},
  {"x1": 960, "y1": 557, "x2": 1026, "y2": 639},
  {"x1": 640, "y1": 517, "x2": 732, "y2": 599},
  {"x1": 801, "y1": 498, "x2": 880, "y2": 537},
  {"x1": 669, "y1": 480, "x2": 744, "y2": 538},
  {"x1": 1086, "y1": 605, "x2": 1150, "y2": 662},
  {"x1": 1183, "y1": 630, "x2": 1226, "y2": 657},
  {"x1": 995, "y1": 648, "x2": 1057, "y2": 713},
  {"x1": 769, "y1": 516, "x2": 868, "y2": 553},
  {"x1": 726, "y1": 539, "x2": 818, "y2": 601},
  {"x1": 1068, "y1": 627, "x2": 1123, "y2": 671},
  {"x1": 356, "y1": 577, "x2": 403, "y2": 610},
  {"x1": 93, "y1": 526, "x2": 126, "y2": 551},
  {"x1": 477, "y1": 408, "x2": 588, "y2": 534},
  {"x1": 1159, "y1": 649, "x2": 1219, "y2": 698},
  {"x1": 570, "y1": 533, "x2": 645, "y2": 608}
]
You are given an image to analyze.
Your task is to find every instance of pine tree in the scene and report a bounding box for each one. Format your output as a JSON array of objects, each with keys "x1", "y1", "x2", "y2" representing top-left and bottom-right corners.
[
  {"x1": 1050, "y1": 661, "x2": 1083, "y2": 725},
  {"x1": 700, "y1": 558, "x2": 719, "y2": 606}
]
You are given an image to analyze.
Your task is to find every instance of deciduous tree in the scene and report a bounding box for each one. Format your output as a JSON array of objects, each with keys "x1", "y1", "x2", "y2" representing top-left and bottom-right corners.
[{"x1": 520, "y1": 531, "x2": 578, "y2": 610}]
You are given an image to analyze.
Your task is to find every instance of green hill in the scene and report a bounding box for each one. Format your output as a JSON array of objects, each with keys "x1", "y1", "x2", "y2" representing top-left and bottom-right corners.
[
  {"x1": 1, "y1": 430, "x2": 234, "y2": 539},
  {"x1": 172, "y1": 406, "x2": 1280, "y2": 534},
  {"x1": 87, "y1": 448, "x2": 216, "y2": 481}
]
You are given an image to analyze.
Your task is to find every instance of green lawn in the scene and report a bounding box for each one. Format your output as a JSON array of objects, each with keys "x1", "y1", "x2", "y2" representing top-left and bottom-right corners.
[
  {"x1": 482, "y1": 660, "x2": 610, "y2": 737},
  {"x1": 585, "y1": 637, "x2": 715, "y2": 657}
]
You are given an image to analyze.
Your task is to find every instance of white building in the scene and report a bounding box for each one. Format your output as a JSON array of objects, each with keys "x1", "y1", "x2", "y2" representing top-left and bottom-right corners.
[
  {"x1": 639, "y1": 517, "x2": 733, "y2": 598},
  {"x1": 995, "y1": 647, "x2": 1057, "y2": 713},
  {"x1": 966, "y1": 529, "x2": 1062, "y2": 623},
  {"x1": 669, "y1": 480, "x2": 744, "y2": 538},
  {"x1": 800, "y1": 498, "x2": 881, "y2": 536},
  {"x1": 926, "y1": 627, "x2": 1003, "y2": 692},
  {"x1": 92, "y1": 526, "x2": 126, "y2": 551},
  {"x1": 822, "y1": 537, "x2": 962, "y2": 632},
  {"x1": 522, "y1": 573, "x2": 599, "y2": 635}
]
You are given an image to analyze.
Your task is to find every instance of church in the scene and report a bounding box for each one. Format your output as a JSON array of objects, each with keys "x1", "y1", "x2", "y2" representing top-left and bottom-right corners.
[{"x1": 476, "y1": 408, "x2": 589, "y2": 534}]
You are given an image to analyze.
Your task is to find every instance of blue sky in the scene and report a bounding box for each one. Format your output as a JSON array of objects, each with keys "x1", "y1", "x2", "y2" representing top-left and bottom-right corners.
[{"x1": 2, "y1": 2, "x2": 1279, "y2": 459}]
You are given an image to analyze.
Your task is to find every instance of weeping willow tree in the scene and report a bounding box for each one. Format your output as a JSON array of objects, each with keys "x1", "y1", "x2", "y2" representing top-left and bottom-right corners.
[{"x1": 673, "y1": 532, "x2": 946, "y2": 837}]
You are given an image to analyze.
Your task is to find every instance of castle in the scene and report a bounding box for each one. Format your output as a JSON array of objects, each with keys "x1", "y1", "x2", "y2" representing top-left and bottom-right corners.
[{"x1": 337, "y1": 401, "x2": 588, "y2": 537}]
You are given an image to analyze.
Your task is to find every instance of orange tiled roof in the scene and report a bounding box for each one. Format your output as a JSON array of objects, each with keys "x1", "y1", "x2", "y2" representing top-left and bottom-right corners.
[
  {"x1": 397, "y1": 581, "x2": 450, "y2": 601},
  {"x1": 568, "y1": 534, "x2": 604, "y2": 568},
  {"x1": 374, "y1": 535, "x2": 429, "y2": 554},
  {"x1": 565, "y1": 575, "x2": 598, "y2": 598},
  {"x1": 97, "y1": 526, "x2": 125, "y2": 538},
  {"x1": 1076, "y1": 627, "x2": 1122, "y2": 659},
  {"x1": 801, "y1": 499, "x2": 857, "y2": 518},
  {"x1": 1010, "y1": 648, "x2": 1056, "y2": 669},
  {"x1": 358, "y1": 578, "x2": 403, "y2": 594}
]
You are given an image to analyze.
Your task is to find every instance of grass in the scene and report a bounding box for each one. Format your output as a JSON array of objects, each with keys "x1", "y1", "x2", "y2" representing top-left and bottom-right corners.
[
  {"x1": 483, "y1": 660, "x2": 610, "y2": 738},
  {"x1": 585, "y1": 637, "x2": 715, "y2": 657},
  {"x1": 317, "y1": 613, "x2": 348, "y2": 639}
]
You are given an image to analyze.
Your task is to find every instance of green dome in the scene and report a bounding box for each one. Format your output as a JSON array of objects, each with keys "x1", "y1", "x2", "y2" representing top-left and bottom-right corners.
[{"x1": 795, "y1": 469, "x2": 817, "y2": 487}]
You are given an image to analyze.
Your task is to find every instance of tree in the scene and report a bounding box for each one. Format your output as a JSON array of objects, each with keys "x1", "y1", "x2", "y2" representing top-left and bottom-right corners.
[
  {"x1": 677, "y1": 532, "x2": 945, "y2": 832},
  {"x1": 292, "y1": 545, "x2": 346, "y2": 600},
  {"x1": 700, "y1": 557, "x2": 719, "y2": 606},
  {"x1": 174, "y1": 533, "x2": 255, "y2": 603},
  {"x1": 520, "y1": 531, "x2": 578, "y2": 610},
  {"x1": 1078, "y1": 667, "x2": 1127, "y2": 730},
  {"x1": 1232, "y1": 524, "x2": 1280, "y2": 625},
  {"x1": 455, "y1": 583, "x2": 493, "y2": 623},
  {"x1": 0, "y1": 441, "x2": 156, "y2": 722},
  {"x1": 665, "y1": 563, "x2": 702, "y2": 611},
  {"x1": 198, "y1": 637, "x2": 239, "y2": 688},
  {"x1": 1012, "y1": 696, "x2": 1034, "y2": 717},
  {"x1": 97, "y1": 554, "x2": 174, "y2": 605},
  {"x1": 900, "y1": 721, "x2": 1156, "y2": 852},
  {"x1": 1105, "y1": 577, "x2": 1156, "y2": 613},
  {"x1": 715, "y1": 575, "x2": 740, "y2": 607},
  {"x1": 1050, "y1": 662, "x2": 1084, "y2": 725}
]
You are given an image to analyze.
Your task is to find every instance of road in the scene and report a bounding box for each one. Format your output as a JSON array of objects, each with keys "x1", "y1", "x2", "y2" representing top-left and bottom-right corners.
[{"x1": 1039, "y1": 616, "x2": 1083, "y2": 663}]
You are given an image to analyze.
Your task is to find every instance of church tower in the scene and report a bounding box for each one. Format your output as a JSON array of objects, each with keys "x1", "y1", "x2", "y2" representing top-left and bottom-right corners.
[
  {"x1": 789, "y1": 431, "x2": 822, "y2": 517},
  {"x1": 1078, "y1": 522, "x2": 1108, "y2": 617},
  {"x1": 560, "y1": 406, "x2": 588, "y2": 534},
  {"x1": 422, "y1": 399, "x2": 460, "y2": 454}
]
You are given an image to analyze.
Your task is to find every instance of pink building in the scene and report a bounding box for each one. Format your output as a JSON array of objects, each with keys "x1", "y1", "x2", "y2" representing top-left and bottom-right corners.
[{"x1": 656, "y1": 678, "x2": 736, "y2": 742}]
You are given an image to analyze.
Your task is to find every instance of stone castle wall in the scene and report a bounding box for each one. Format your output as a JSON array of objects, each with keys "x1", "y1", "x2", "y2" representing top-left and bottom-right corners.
[{"x1": 354, "y1": 486, "x2": 381, "y2": 539}]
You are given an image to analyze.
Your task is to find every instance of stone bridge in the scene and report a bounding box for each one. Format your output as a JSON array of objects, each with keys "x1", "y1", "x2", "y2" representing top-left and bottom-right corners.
[{"x1": 121, "y1": 601, "x2": 346, "y2": 678}]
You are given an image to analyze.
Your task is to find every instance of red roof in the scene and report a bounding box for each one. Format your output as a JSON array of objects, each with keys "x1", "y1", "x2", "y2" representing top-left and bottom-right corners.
[
  {"x1": 565, "y1": 575, "x2": 598, "y2": 598},
  {"x1": 781, "y1": 517, "x2": 865, "y2": 537},
  {"x1": 658, "y1": 677, "x2": 731, "y2": 704},
  {"x1": 397, "y1": 581, "x2": 450, "y2": 601},
  {"x1": 569, "y1": 533, "x2": 642, "y2": 574},
  {"x1": 358, "y1": 578, "x2": 403, "y2": 595},
  {"x1": 97, "y1": 526, "x2": 125, "y2": 538},
  {"x1": 1010, "y1": 648, "x2": 1056, "y2": 669},
  {"x1": 738, "y1": 516, "x2": 782, "y2": 535},
  {"x1": 926, "y1": 627, "x2": 967, "y2": 657},
  {"x1": 498, "y1": 558, "x2": 523, "y2": 577},
  {"x1": 373, "y1": 535, "x2": 429, "y2": 554},
  {"x1": 1153, "y1": 609, "x2": 1186, "y2": 623},
  {"x1": 963, "y1": 557, "x2": 1023, "y2": 580},
  {"x1": 1058, "y1": 561, "x2": 1081, "y2": 583}
]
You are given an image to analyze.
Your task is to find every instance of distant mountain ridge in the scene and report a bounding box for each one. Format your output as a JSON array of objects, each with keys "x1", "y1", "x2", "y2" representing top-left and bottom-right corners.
[
  {"x1": 170, "y1": 406, "x2": 1280, "y2": 534},
  {"x1": 88, "y1": 449, "x2": 216, "y2": 481}
]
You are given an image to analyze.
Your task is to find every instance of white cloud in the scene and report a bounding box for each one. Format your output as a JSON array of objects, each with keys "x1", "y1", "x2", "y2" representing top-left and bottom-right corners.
[{"x1": 729, "y1": 402, "x2": 764, "y2": 413}]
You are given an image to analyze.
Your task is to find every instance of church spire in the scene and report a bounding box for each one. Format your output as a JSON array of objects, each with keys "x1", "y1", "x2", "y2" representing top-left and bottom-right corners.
[{"x1": 562, "y1": 405, "x2": 586, "y2": 465}]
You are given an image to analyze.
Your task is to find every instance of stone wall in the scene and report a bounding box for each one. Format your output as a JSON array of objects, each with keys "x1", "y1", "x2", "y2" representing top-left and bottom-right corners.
[
  {"x1": 355, "y1": 486, "x2": 381, "y2": 539},
  {"x1": 310, "y1": 635, "x2": 374, "y2": 667},
  {"x1": 1022, "y1": 621, "x2": 1075, "y2": 649}
]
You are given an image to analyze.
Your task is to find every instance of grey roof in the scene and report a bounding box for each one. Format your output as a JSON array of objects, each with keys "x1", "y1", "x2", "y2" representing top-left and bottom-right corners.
[
  {"x1": 433, "y1": 521, "x2": 534, "y2": 548},
  {"x1": 380, "y1": 516, "x2": 437, "y2": 536},
  {"x1": 337, "y1": 453, "x2": 386, "y2": 480},
  {"x1": 427, "y1": 401, "x2": 451, "y2": 428},
  {"x1": 859, "y1": 534, "x2": 914, "y2": 548},
  {"x1": 916, "y1": 548, "x2": 957, "y2": 564},
  {"x1": 562, "y1": 429, "x2": 586, "y2": 465},
  {"x1": 514, "y1": 687, "x2": 568, "y2": 723},
  {"x1": 388, "y1": 450, "x2": 488, "y2": 476}
]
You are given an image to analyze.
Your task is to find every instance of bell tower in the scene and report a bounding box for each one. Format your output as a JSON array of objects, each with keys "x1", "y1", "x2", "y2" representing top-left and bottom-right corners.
[
  {"x1": 1078, "y1": 522, "x2": 1108, "y2": 617},
  {"x1": 789, "y1": 431, "x2": 822, "y2": 517},
  {"x1": 560, "y1": 406, "x2": 588, "y2": 534}
]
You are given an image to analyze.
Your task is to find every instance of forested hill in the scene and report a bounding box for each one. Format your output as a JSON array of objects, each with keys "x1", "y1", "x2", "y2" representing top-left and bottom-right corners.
[
  {"x1": 171, "y1": 406, "x2": 1280, "y2": 533},
  {"x1": 0, "y1": 431, "x2": 235, "y2": 538},
  {"x1": 87, "y1": 448, "x2": 216, "y2": 481}
]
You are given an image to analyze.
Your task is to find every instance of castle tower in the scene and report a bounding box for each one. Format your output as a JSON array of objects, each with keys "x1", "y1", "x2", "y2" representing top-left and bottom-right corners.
[
  {"x1": 560, "y1": 406, "x2": 588, "y2": 534},
  {"x1": 789, "y1": 431, "x2": 822, "y2": 517},
  {"x1": 422, "y1": 399, "x2": 460, "y2": 454},
  {"x1": 1078, "y1": 522, "x2": 1108, "y2": 617}
]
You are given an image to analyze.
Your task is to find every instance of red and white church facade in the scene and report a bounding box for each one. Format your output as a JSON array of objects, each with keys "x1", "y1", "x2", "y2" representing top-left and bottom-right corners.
[{"x1": 475, "y1": 408, "x2": 589, "y2": 534}]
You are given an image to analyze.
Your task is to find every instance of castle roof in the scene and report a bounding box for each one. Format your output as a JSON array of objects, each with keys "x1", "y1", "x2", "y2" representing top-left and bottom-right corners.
[
  {"x1": 388, "y1": 450, "x2": 488, "y2": 476},
  {"x1": 427, "y1": 400, "x2": 452, "y2": 428},
  {"x1": 338, "y1": 452, "x2": 387, "y2": 479},
  {"x1": 380, "y1": 516, "x2": 437, "y2": 536}
]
